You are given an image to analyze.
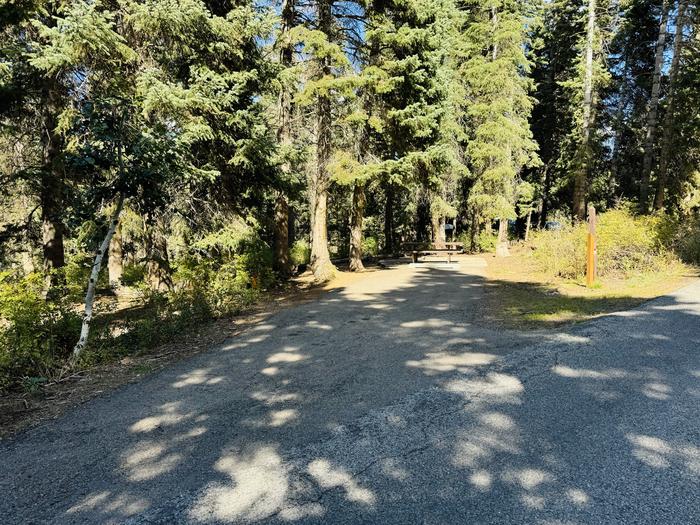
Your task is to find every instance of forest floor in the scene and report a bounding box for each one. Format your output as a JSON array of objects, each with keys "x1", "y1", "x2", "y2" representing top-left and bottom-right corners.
[{"x1": 1, "y1": 252, "x2": 696, "y2": 438}]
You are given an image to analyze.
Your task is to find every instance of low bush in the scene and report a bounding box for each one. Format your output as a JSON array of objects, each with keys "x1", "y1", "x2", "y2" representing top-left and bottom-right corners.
[
  {"x1": 459, "y1": 230, "x2": 498, "y2": 253},
  {"x1": 655, "y1": 214, "x2": 700, "y2": 266},
  {"x1": 0, "y1": 272, "x2": 81, "y2": 391},
  {"x1": 362, "y1": 236, "x2": 379, "y2": 257},
  {"x1": 0, "y1": 229, "x2": 277, "y2": 392},
  {"x1": 290, "y1": 239, "x2": 311, "y2": 266},
  {"x1": 121, "y1": 263, "x2": 146, "y2": 287},
  {"x1": 528, "y1": 206, "x2": 680, "y2": 279}
]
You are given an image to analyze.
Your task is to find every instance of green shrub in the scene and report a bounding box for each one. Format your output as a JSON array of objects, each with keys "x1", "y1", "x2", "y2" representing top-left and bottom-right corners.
[
  {"x1": 0, "y1": 272, "x2": 81, "y2": 392},
  {"x1": 290, "y1": 239, "x2": 311, "y2": 266},
  {"x1": 362, "y1": 236, "x2": 379, "y2": 257},
  {"x1": 476, "y1": 230, "x2": 499, "y2": 253},
  {"x1": 528, "y1": 205, "x2": 678, "y2": 279},
  {"x1": 234, "y1": 236, "x2": 274, "y2": 288},
  {"x1": 208, "y1": 262, "x2": 260, "y2": 316},
  {"x1": 458, "y1": 229, "x2": 499, "y2": 253},
  {"x1": 656, "y1": 214, "x2": 700, "y2": 266},
  {"x1": 121, "y1": 263, "x2": 147, "y2": 287}
]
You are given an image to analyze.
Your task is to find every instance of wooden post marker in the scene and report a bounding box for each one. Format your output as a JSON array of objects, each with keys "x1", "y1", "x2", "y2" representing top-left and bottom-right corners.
[{"x1": 586, "y1": 204, "x2": 597, "y2": 287}]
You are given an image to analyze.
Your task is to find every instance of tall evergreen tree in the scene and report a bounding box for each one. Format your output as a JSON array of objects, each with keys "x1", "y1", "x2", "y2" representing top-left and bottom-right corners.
[{"x1": 460, "y1": 0, "x2": 540, "y2": 249}]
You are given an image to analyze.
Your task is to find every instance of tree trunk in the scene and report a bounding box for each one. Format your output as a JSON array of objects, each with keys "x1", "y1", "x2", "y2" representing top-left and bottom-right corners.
[
  {"x1": 439, "y1": 217, "x2": 446, "y2": 246},
  {"x1": 431, "y1": 213, "x2": 440, "y2": 247},
  {"x1": 573, "y1": 0, "x2": 596, "y2": 221},
  {"x1": 431, "y1": 213, "x2": 446, "y2": 248},
  {"x1": 349, "y1": 182, "x2": 366, "y2": 272},
  {"x1": 538, "y1": 164, "x2": 551, "y2": 228},
  {"x1": 640, "y1": 0, "x2": 670, "y2": 208},
  {"x1": 73, "y1": 193, "x2": 124, "y2": 359},
  {"x1": 384, "y1": 182, "x2": 394, "y2": 253},
  {"x1": 40, "y1": 84, "x2": 65, "y2": 292},
  {"x1": 524, "y1": 209, "x2": 532, "y2": 242},
  {"x1": 495, "y1": 218, "x2": 510, "y2": 257},
  {"x1": 469, "y1": 210, "x2": 479, "y2": 253},
  {"x1": 653, "y1": 0, "x2": 687, "y2": 211},
  {"x1": 273, "y1": 0, "x2": 295, "y2": 276},
  {"x1": 273, "y1": 195, "x2": 290, "y2": 276},
  {"x1": 309, "y1": 0, "x2": 336, "y2": 282},
  {"x1": 108, "y1": 220, "x2": 123, "y2": 292},
  {"x1": 146, "y1": 218, "x2": 172, "y2": 292}
]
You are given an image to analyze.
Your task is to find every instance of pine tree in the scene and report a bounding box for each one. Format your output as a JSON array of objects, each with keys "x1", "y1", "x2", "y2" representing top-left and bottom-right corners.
[
  {"x1": 460, "y1": 0, "x2": 540, "y2": 250},
  {"x1": 640, "y1": 0, "x2": 671, "y2": 206},
  {"x1": 654, "y1": 0, "x2": 690, "y2": 209},
  {"x1": 272, "y1": 0, "x2": 298, "y2": 276},
  {"x1": 1, "y1": 1, "x2": 72, "y2": 291}
]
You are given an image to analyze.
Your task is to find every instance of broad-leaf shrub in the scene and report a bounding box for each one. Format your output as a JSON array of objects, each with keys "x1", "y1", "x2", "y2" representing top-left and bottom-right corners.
[
  {"x1": 0, "y1": 272, "x2": 81, "y2": 391},
  {"x1": 290, "y1": 239, "x2": 311, "y2": 266},
  {"x1": 528, "y1": 206, "x2": 683, "y2": 279}
]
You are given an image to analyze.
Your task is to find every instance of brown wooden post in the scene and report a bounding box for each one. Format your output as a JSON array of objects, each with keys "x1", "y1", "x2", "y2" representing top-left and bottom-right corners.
[{"x1": 586, "y1": 205, "x2": 597, "y2": 286}]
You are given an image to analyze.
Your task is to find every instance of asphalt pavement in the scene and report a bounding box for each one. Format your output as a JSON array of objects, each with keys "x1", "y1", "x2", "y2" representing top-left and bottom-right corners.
[{"x1": 2, "y1": 262, "x2": 698, "y2": 524}]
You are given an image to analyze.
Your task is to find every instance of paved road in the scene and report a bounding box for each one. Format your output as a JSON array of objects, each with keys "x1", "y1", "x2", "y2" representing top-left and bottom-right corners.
[{"x1": 2, "y1": 262, "x2": 699, "y2": 524}]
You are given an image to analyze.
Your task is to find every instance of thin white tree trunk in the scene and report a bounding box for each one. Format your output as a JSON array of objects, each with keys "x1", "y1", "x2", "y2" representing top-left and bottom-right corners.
[
  {"x1": 640, "y1": 0, "x2": 670, "y2": 207},
  {"x1": 73, "y1": 193, "x2": 124, "y2": 359}
]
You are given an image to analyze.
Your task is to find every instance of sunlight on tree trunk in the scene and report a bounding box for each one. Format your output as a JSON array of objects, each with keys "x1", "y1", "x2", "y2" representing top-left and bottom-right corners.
[
  {"x1": 349, "y1": 182, "x2": 365, "y2": 272},
  {"x1": 496, "y1": 218, "x2": 510, "y2": 257},
  {"x1": 108, "y1": 221, "x2": 123, "y2": 292}
]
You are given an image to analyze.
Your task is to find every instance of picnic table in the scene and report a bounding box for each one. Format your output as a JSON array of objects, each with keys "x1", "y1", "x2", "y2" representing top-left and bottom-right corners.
[{"x1": 402, "y1": 242, "x2": 464, "y2": 264}]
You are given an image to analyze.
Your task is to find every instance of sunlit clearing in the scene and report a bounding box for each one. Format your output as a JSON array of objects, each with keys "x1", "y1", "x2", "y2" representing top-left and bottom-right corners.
[
  {"x1": 130, "y1": 403, "x2": 192, "y2": 433},
  {"x1": 269, "y1": 409, "x2": 298, "y2": 427},
  {"x1": 627, "y1": 434, "x2": 671, "y2": 468},
  {"x1": 566, "y1": 488, "x2": 589, "y2": 506},
  {"x1": 479, "y1": 412, "x2": 515, "y2": 430},
  {"x1": 250, "y1": 391, "x2": 300, "y2": 404},
  {"x1": 401, "y1": 318, "x2": 453, "y2": 328},
  {"x1": 642, "y1": 382, "x2": 671, "y2": 400},
  {"x1": 445, "y1": 373, "x2": 524, "y2": 401},
  {"x1": 67, "y1": 490, "x2": 148, "y2": 516},
  {"x1": 504, "y1": 468, "x2": 552, "y2": 490}
]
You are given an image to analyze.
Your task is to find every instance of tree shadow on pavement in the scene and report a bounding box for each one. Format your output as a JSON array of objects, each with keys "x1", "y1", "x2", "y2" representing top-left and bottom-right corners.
[{"x1": 1, "y1": 266, "x2": 698, "y2": 524}]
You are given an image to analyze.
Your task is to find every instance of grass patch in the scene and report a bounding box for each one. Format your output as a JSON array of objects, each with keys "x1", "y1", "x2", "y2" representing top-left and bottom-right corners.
[{"x1": 484, "y1": 250, "x2": 697, "y2": 328}]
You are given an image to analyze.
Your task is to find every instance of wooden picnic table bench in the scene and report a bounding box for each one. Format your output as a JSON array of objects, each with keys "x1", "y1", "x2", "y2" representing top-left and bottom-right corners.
[
  {"x1": 401, "y1": 242, "x2": 464, "y2": 264},
  {"x1": 409, "y1": 248, "x2": 460, "y2": 264}
]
